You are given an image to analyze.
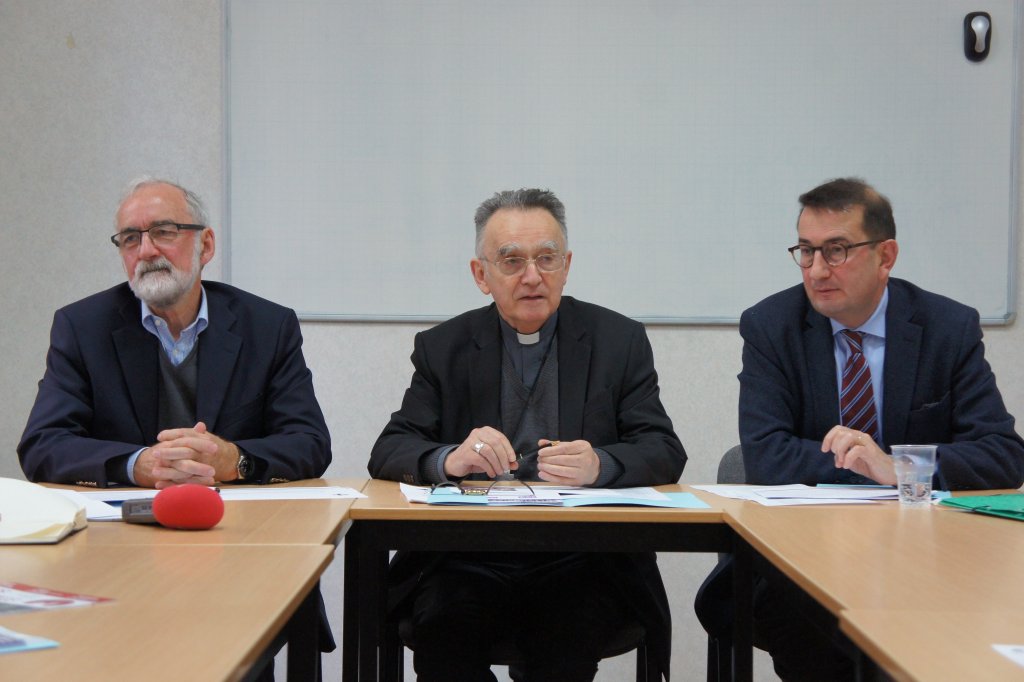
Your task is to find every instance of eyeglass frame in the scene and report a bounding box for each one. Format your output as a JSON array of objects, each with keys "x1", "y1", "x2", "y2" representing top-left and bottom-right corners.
[
  {"x1": 787, "y1": 239, "x2": 884, "y2": 268},
  {"x1": 428, "y1": 447, "x2": 546, "y2": 495},
  {"x1": 110, "y1": 222, "x2": 206, "y2": 249},
  {"x1": 430, "y1": 478, "x2": 537, "y2": 496},
  {"x1": 481, "y1": 252, "x2": 567, "y2": 277}
]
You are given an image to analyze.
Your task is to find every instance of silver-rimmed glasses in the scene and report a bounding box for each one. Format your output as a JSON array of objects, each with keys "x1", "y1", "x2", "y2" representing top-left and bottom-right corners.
[{"x1": 483, "y1": 253, "x2": 566, "y2": 277}]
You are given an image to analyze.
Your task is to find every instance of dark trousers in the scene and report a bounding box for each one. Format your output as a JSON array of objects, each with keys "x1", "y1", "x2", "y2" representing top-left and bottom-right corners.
[
  {"x1": 753, "y1": 571, "x2": 855, "y2": 682},
  {"x1": 407, "y1": 552, "x2": 631, "y2": 682},
  {"x1": 695, "y1": 558, "x2": 855, "y2": 682}
]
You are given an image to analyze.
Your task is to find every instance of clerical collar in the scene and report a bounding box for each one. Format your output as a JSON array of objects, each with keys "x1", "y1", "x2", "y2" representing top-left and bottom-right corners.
[
  {"x1": 518, "y1": 331, "x2": 540, "y2": 344},
  {"x1": 499, "y1": 312, "x2": 558, "y2": 348},
  {"x1": 499, "y1": 312, "x2": 559, "y2": 389}
]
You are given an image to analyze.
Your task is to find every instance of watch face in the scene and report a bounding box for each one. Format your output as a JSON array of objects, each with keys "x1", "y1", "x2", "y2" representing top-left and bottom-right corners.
[{"x1": 238, "y1": 455, "x2": 253, "y2": 479}]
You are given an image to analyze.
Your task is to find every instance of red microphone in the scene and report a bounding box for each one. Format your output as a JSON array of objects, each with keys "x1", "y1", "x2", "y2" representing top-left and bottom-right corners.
[{"x1": 150, "y1": 484, "x2": 224, "y2": 530}]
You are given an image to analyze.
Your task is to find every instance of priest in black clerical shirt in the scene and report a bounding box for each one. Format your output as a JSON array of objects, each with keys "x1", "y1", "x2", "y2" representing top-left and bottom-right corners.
[{"x1": 369, "y1": 188, "x2": 686, "y2": 682}]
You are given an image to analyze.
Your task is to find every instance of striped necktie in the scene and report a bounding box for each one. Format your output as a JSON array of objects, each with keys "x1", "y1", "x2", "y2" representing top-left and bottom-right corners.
[{"x1": 840, "y1": 330, "x2": 879, "y2": 442}]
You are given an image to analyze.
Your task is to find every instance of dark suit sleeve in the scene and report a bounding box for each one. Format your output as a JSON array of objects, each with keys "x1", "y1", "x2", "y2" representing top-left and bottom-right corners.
[
  {"x1": 18, "y1": 309, "x2": 141, "y2": 486},
  {"x1": 597, "y1": 323, "x2": 686, "y2": 487},
  {"x1": 231, "y1": 310, "x2": 332, "y2": 483},
  {"x1": 928, "y1": 311, "x2": 1024, "y2": 489},
  {"x1": 738, "y1": 307, "x2": 846, "y2": 485},
  {"x1": 368, "y1": 332, "x2": 448, "y2": 484}
]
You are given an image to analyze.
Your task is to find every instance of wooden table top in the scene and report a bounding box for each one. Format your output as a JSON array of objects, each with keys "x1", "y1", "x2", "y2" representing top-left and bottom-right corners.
[
  {"x1": 725, "y1": 495, "x2": 1024, "y2": 615},
  {"x1": 840, "y1": 608, "x2": 1024, "y2": 682},
  {"x1": 0, "y1": 544, "x2": 334, "y2": 682},
  {"x1": 48, "y1": 477, "x2": 368, "y2": 547}
]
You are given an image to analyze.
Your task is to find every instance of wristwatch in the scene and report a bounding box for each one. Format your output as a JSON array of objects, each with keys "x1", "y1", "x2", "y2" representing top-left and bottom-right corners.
[{"x1": 236, "y1": 452, "x2": 254, "y2": 481}]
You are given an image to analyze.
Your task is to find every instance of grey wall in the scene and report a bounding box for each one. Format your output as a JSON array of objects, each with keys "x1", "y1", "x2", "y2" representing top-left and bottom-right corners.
[
  {"x1": 3, "y1": 2, "x2": 1022, "y2": 681},
  {"x1": 0, "y1": 0, "x2": 225, "y2": 476}
]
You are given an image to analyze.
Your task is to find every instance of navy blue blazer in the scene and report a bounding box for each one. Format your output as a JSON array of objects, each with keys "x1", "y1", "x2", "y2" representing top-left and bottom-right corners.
[
  {"x1": 369, "y1": 296, "x2": 686, "y2": 678},
  {"x1": 18, "y1": 281, "x2": 332, "y2": 486},
  {"x1": 738, "y1": 278, "x2": 1024, "y2": 489},
  {"x1": 696, "y1": 278, "x2": 1024, "y2": 643}
]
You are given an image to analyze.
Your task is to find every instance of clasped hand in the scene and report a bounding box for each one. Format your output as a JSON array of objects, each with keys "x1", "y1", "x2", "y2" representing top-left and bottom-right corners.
[
  {"x1": 135, "y1": 421, "x2": 239, "y2": 489},
  {"x1": 822, "y1": 425, "x2": 896, "y2": 485},
  {"x1": 446, "y1": 427, "x2": 601, "y2": 486}
]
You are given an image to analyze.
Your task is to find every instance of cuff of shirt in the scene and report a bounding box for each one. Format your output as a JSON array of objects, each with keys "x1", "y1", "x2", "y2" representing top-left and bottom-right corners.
[
  {"x1": 592, "y1": 448, "x2": 622, "y2": 487},
  {"x1": 126, "y1": 448, "x2": 147, "y2": 485}
]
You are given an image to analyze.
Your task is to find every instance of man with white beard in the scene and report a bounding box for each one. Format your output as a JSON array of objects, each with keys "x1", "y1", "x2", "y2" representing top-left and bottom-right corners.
[{"x1": 18, "y1": 178, "x2": 332, "y2": 489}]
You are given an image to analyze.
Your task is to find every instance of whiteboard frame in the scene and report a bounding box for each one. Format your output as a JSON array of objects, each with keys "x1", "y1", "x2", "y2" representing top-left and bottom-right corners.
[{"x1": 222, "y1": 0, "x2": 1021, "y2": 326}]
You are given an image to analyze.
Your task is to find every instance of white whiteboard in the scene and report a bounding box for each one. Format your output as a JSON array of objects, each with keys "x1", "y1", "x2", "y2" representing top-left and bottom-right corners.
[{"x1": 226, "y1": 0, "x2": 1020, "y2": 323}]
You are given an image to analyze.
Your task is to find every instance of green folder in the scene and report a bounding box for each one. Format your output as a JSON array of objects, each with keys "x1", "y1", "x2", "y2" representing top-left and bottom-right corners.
[{"x1": 939, "y1": 494, "x2": 1024, "y2": 522}]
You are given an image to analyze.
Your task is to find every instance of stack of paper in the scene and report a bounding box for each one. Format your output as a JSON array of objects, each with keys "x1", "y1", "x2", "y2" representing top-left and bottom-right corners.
[
  {"x1": 692, "y1": 483, "x2": 947, "y2": 506},
  {"x1": 426, "y1": 485, "x2": 563, "y2": 505},
  {"x1": 400, "y1": 483, "x2": 710, "y2": 508}
]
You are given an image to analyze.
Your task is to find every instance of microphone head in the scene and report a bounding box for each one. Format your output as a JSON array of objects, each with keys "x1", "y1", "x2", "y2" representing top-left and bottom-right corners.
[{"x1": 152, "y1": 484, "x2": 224, "y2": 530}]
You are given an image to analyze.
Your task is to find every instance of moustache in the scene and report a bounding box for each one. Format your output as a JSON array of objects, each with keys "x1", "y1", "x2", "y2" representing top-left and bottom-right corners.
[{"x1": 135, "y1": 260, "x2": 173, "y2": 278}]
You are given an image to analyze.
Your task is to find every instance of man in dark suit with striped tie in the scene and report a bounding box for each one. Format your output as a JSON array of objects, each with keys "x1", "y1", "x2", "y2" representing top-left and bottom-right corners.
[{"x1": 698, "y1": 177, "x2": 1024, "y2": 681}]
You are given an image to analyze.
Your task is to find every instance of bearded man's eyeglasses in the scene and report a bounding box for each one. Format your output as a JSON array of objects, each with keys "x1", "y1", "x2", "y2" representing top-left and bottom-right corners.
[{"x1": 111, "y1": 222, "x2": 205, "y2": 250}]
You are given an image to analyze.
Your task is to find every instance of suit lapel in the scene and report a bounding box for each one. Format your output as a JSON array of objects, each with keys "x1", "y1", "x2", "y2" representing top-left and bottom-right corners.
[
  {"x1": 804, "y1": 306, "x2": 840, "y2": 436},
  {"x1": 196, "y1": 289, "x2": 242, "y2": 430},
  {"x1": 468, "y1": 305, "x2": 503, "y2": 429},
  {"x1": 882, "y1": 283, "x2": 921, "y2": 447},
  {"x1": 557, "y1": 299, "x2": 590, "y2": 439},
  {"x1": 112, "y1": 297, "x2": 160, "y2": 440}
]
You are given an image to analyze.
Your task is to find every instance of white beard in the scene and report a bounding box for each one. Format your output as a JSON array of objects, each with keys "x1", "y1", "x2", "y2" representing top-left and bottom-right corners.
[{"x1": 128, "y1": 253, "x2": 199, "y2": 309}]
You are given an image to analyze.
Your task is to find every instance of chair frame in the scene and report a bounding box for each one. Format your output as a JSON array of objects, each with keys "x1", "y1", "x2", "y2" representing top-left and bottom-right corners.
[{"x1": 384, "y1": 615, "x2": 655, "y2": 682}]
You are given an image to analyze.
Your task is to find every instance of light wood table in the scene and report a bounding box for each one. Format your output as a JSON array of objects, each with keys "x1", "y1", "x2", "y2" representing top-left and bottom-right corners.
[
  {"x1": 724, "y1": 493, "x2": 1024, "y2": 680},
  {"x1": 840, "y1": 609, "x2": 1024, "y2": 682},
  {"x1": 0, "y1": 544, "x2": 333, "y2": 682},
  {"x1": 13, "y1": 477, "x2": 367, "y2": 680},
  {"x1": 726, "y1": 497, "x2": 1024, "y2": 615},
  {"x1": 342, "y1": 480, "x2": 750, "y2": 682},
  {"x1": 46, "y1": 478, "x2": 367, "y2": 547}
]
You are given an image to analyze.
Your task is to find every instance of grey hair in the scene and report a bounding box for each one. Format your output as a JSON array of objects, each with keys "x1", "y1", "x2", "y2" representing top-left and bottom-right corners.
[
  {"x1": 117, "y1": 176, "x2": 209, "y2": 227},
  {"x1": 474, "y1": 188, "x2": 567, "y2": 256}
]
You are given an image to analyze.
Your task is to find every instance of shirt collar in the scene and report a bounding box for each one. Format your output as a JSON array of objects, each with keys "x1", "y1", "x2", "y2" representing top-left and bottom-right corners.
[
  {"x1": 830, "y1": 286, "x2": 888, "y2": 339},
  {"x1": 140, "y1": 286, "x2": 209, "y2": 335}
]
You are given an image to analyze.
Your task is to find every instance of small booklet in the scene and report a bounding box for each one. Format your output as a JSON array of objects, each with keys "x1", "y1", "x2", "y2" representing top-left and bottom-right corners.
[
  {"x1": 0, "y1": 625, "x2": 58, "y2": 656},
  {"x1": 0, "y1": 478, "x2": 87, "y2": 544},
  {"x1": 0, "y1": 582, "x2": 113, "y2": 614}
]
